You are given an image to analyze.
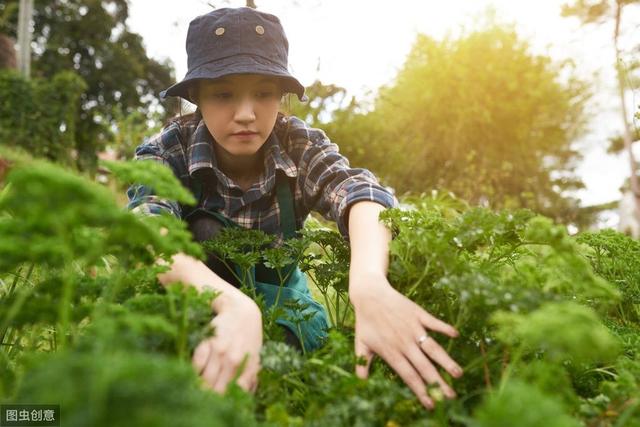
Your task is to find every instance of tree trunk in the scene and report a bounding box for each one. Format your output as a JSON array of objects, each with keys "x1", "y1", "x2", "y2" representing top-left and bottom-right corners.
[
  {"x1": 246, "y1": 0, "x2": 257, "y2": 8},
  {"x1": 614, "y1": 0, "x2": 640, "y2": 232},
  {"x1": 17, "y1": 0, "x2": 34, "y2": 78}
]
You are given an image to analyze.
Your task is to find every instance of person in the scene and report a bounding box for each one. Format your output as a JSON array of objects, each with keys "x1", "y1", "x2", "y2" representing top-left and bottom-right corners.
[{"x1": 126, "y1": 6, "x2": 463, "y2": 410}]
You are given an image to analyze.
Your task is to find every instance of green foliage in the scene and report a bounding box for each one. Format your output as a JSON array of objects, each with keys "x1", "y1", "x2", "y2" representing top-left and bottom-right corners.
[
  {"x1": 201, "y1": 224, "x2": 353, "y2": 337},
  {"x1": 299, "y1": 227, "x2": 351, "y2": 329},
  {"x1": 0, "y1": 70, "x2": 86, "y2": 165},
  {"x1": 0, "y1": 160, "x2": 202, "y2": 272},
  {"x1": 0, "y1": 0, "x2": 176, "y2": 172},
  {"x1": 1, "y1": 154, "x2": 639, "y2": 426},
  {"x1": 322, "y1": 21, "x2": 591, "y2": 227},
  {"x1": 257, "y1": 331, "x2": 425, "y2": 426},
  {"x1": 577, "y1": 229, "x2": 640, "y2": 314},
  {"x1": 12, "y1": 350, "x2": 257, "y2": 427},
  {"x1": 473, "y1": 380, "x2": 581, "y2": 427},
  {"x1": 110, "y1": 106, "x2": 164, "y2": 161},
  {"x1": 282, "y1": 79, "x2": 351, "y2": 125},
  {"x1": 102, "y1": 159, "x2": 196, "y2": 206},
  {"x1": 378, "y1": 195, "x2": 637, "y2": 424},
  {"x1": 492, "y1": 302, "x2": 620, "y2": 364}
]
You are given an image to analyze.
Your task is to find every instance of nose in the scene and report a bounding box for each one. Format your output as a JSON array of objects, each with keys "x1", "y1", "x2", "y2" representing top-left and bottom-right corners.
[{"x1": 234, "y1": 95, "x2": 256, "y2": 124}]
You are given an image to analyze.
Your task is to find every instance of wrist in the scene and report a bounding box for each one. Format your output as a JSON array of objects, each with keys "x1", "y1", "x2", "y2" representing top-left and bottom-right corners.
[
  {"x1": 211, "y1": 288, "x2": 260, "y2": 317},
  {"x1": 348, "y1": 270, "x2": 390, "y2": 307}
]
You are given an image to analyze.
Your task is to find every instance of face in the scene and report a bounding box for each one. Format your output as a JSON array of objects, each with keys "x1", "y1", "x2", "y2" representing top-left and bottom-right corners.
[{"x1": 193, "y1": 74, "x2": 283, "y2": 158}]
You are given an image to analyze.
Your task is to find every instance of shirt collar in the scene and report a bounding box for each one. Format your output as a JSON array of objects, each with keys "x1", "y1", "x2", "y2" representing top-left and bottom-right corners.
[{"x1": 186, "y1": 116, "x2": 298, "y2": 180}]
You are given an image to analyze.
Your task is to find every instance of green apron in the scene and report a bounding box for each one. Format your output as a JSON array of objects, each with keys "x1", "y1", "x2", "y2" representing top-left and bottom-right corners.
[{"x1": 185, "y1": 171, "x2": 330, "y2": 352}]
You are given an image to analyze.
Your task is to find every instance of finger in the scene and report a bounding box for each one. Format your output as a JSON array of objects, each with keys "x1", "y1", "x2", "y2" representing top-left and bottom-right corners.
[
  {"x1": 354, "y1": 338, "x2": 374, "y2": 380},
  {"x1": 236, "y1": 359, "x2": 260, "y2": 393},
  {"x1": 201, "y1": 342, "x2": 222, "y2": 389},
  {"x1": 385, "y1": 352, "x2": 434, "y2": 409},
  {"x1": 192, "y1": 341, "x2": 211, "y2": 374},
  {"x1": 213, "y1": 352, "x2": 249, "y2": 394},
  {"x1": 238, "y1": 373, "x2": 259, "y2": 394},
  {"x1": 245, "y1": 379, "x2": 258, "y2": 394},
  {"x1": 236, "y1": 373, "x2": 255, "y2": 392},
  {"x1": 247, "y1": 373, "x2": 259, "y2": 394},
  {"x1": 419, "y1": 334, "x2": 464, "y2": 378},
  {"x1": 212, "y1": 364, "x2": 236, "y2": 394},
  {"x1": 418, "y1": 307, "x2": 459, "y2": 338},
  {"x1": 405, "y1": 346, "x2": 457, "y2": 399}
]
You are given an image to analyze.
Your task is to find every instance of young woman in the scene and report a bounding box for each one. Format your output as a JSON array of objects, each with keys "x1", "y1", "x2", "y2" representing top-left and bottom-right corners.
[{"x1": 126, "y1": 6, "x2": 463, "y2": 410}]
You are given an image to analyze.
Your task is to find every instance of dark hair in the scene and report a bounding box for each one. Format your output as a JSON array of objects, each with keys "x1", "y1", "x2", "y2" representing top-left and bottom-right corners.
[{"x1": 166, "y1": 107, "x2": 202, "y2": 128}]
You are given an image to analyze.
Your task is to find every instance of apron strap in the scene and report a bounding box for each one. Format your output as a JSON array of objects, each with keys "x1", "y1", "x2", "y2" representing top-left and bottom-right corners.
[
  {"x1": 184, "y1": 169, "x2": 223, "y2": 220},
  {"x1": 275, "y1": 170, "x2": 297, "y2": 239}
]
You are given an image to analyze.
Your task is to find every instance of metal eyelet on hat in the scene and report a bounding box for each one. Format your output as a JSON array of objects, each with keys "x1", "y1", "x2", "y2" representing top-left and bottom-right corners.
[
  {"x1": 255, "y1": 25, "x2": 264, "y2": 35},
  {"x1": 215, "y1": 27, "x2": 225, "y2": 36}
]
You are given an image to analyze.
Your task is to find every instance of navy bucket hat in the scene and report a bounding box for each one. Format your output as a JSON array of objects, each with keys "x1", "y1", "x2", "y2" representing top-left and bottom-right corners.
[{"x1": 160, "y1": 7, "x2": 307, "y2": 103}]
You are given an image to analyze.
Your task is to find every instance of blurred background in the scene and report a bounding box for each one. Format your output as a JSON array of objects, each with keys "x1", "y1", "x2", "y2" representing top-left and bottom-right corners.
[{"x1": 0, "y1": 0, "x2": 638, "y2": 235}]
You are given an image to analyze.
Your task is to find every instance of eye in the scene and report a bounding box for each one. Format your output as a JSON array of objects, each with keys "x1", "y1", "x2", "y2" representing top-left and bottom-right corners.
[
  {"x1": 202, "y1": 91, "x2": 232, "y2": 100},
  {"x1": 256, "y1": 90, "x2": 277, "y2": 99},
  {"x1": 212, "y1": 92, "x2": 232, "y2": 99}
]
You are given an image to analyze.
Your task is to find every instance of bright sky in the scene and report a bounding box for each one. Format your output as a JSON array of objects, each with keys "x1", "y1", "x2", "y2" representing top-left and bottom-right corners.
[{"x1": 127, "y1": 0, "x2": 640, "y2": 226}]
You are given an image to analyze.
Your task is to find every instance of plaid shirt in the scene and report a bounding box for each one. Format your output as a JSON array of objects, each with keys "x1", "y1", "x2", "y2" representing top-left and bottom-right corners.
[{"x1": 126, "y1": 112, "x2": 397, "y2": 243}]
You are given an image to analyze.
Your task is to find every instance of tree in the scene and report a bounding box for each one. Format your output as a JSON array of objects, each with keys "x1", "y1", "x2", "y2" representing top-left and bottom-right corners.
[
  {"x1": 282, "y1": 79, "x2": 349, "y2": 125},
  {"x1": 0, "y1": 0, "x2": 176, "y2": 172},
  {"x1": 323, "y1": 22, "x2": 591, "y2": 227},
  {"x1": 562, "y1": 0, "x2": 640, "y2": 225}
]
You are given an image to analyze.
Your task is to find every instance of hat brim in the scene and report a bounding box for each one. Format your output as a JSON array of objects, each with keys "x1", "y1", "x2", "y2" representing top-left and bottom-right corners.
[{"x1": 160, "y1": 54, "x2": 307, "y2": 103}]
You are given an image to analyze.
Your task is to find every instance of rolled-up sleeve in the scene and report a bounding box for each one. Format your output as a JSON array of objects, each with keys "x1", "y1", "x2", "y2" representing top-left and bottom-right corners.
[
  {"x1": 126, "y1": 136, "x2": 183, "y2": 219},
  {"x1": 295, "y1": 124, "x2": 398, "y2": 238}
]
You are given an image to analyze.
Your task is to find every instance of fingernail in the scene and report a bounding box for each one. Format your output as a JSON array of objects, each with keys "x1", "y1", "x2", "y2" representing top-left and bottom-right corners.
[{"x1": 453, "y1": 367, "x2": 463, "y2": 377}]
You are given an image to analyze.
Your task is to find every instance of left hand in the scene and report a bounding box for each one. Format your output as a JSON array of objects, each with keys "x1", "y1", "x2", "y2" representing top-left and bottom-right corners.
[
  {"x1": 349, "y1": 271, "x2": 463, "y2": 410},
  {"x1": 192, "y1": 290, "x2": 263, "y2": 394}
]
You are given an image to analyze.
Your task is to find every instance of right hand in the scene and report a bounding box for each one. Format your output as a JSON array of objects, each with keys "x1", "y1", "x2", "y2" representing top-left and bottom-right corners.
[
  {"x1": 350, "y1": 274, "x2": 463, "y2": 410},
  {"x1": 192, "y1": 291, "x2": 263, "y2": 393}
]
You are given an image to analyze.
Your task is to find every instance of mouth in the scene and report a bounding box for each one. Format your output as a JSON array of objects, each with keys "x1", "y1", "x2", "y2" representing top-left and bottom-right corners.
[{"x1": 231, "y1": 131, "x2": 259, "y2": 136}]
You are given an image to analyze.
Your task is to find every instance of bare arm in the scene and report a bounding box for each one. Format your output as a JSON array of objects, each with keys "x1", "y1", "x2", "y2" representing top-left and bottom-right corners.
[
  {"x1": 347, "y1": 201, "x2": 462, "y2": 410},
  {"x1": 156, "y1": 252, "x2": 249, "y2": 313},
  {"x1": 347, "y1": 201, "x2": 392, "y2": 279}
]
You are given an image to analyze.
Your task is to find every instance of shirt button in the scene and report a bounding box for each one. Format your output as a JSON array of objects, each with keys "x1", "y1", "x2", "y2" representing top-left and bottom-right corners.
[
  {"x1": 215, "y1": 27, "x2": 225, "y2": 36},
  {"x1": 255, "y1": 25, "x2": 264, "y2": 35}
]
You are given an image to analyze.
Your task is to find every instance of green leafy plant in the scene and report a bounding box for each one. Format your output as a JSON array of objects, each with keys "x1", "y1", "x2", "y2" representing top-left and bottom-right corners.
[{"x1": 1, "y1": 154, "x2": 638, "y2": 426}]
